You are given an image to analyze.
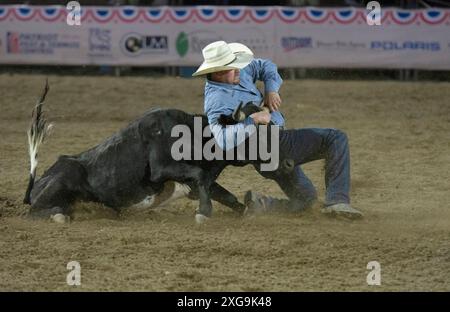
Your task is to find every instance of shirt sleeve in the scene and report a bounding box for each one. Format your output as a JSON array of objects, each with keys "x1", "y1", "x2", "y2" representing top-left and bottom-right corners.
[
  {"x1": 246, "y1": 59, "x2": 283, "y2": 94},
  {"x1": 206, "y1": 98, "x2": 257, "y2": 152}
]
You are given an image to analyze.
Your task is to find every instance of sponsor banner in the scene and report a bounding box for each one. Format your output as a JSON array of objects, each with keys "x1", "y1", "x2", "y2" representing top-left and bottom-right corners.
[
  {"x1": 0, "y1": 5, "x2": 449, "y2": 69},
  {"x1": 274, "y1": 24, "x2": 449, "y2": 69}
]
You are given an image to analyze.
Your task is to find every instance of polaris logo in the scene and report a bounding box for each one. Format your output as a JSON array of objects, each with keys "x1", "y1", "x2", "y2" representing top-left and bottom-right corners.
[{"x1": 371, "y1": 41, "x2": 441, "y2": 51}]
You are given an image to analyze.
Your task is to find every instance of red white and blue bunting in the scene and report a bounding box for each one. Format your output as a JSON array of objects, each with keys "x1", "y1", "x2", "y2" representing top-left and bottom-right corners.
[{"x1": 1, "y1": 5, "x2": 448, "y2": 25}]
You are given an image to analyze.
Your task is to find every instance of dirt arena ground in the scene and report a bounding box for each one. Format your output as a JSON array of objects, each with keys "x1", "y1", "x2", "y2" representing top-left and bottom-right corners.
[{"x1": 0, "y1": 74, "x2": 449, "y2": 291}]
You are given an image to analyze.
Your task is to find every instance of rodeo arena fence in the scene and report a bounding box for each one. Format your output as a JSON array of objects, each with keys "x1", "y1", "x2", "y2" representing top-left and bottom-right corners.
[{"x1": 0, "y1": 5, "x2": 449, "y2": 78}]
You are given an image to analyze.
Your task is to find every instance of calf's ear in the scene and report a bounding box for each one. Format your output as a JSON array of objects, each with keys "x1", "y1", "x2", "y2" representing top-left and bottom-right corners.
[
  {"x1": 146, "y1": 137, "x2": 166, "y2": 183},
  {"x1": 138, "y1": 118, "x2": 162, "y2": 142}
]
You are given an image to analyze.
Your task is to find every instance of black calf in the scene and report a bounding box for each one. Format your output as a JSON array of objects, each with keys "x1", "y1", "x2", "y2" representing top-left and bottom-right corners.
[{"x1": 24, "y1": 83, "x2": 245, "y2": 221}]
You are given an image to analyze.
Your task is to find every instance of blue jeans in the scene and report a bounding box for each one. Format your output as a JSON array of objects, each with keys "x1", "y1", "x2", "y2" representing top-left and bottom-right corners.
[{"x1": 257, "y1": 128, "x2": 351, "y2": 211}]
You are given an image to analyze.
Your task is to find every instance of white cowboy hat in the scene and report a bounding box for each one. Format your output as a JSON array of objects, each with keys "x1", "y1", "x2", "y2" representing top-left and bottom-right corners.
[{"x1": 192, "y1": 41, "x2": 254, "y2": 77}]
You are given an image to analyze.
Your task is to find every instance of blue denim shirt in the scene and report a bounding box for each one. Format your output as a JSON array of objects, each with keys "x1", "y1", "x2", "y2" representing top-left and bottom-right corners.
[{"x1": 204, "y1": 58, "x2": 284, "y2": 151}]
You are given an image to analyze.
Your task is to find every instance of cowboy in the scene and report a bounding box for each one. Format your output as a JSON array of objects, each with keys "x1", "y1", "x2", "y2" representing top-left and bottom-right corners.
[{"x1": 192, "y1": 40, "x2": 363, "y2": 218}]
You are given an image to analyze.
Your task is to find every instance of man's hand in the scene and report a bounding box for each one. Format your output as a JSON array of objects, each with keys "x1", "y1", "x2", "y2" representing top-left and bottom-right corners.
[
  {"x1": 264, "y1": 91, "x2": 282, "y2": 112},
  {"x1": 250, "y1": 110, "x2": 271, "y2": 125}
]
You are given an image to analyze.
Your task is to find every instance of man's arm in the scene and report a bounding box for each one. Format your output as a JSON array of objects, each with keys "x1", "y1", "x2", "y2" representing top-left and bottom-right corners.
[
  {"x1": 246, "y1": 59, "x2": 283, "y2": 112},
  {"x1": 246, "y1": 59, "x2": 283, "y2": 93}
]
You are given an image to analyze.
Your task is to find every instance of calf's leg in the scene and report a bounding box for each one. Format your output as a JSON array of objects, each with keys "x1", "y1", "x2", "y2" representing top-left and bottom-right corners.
[
  {"x1": 29, "y1": 157, "x2": 89, "y2": 220},
  {"x1": 149, "y1": 162, "x2": 214, "y2": 222}
]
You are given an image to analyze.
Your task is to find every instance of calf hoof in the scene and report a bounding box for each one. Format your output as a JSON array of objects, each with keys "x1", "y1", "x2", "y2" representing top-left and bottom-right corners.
[
  {"x1": 281, "y1": 158, "x2": 295, "y2": 172},
  {"x1": 195, "y1": 214, "x2": 209, "y2": 224},
  {"x1": 29, "y1": 206, "x2": 65, "y2": 220},
  {"x1": 51, "y1": 213, "x2": 69, "y2": 224}
]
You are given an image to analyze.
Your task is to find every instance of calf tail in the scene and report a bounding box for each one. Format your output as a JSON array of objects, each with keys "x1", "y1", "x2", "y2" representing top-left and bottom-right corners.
[{"x1": 23, "y1": 79, "x2": 53, "y2": 204}]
